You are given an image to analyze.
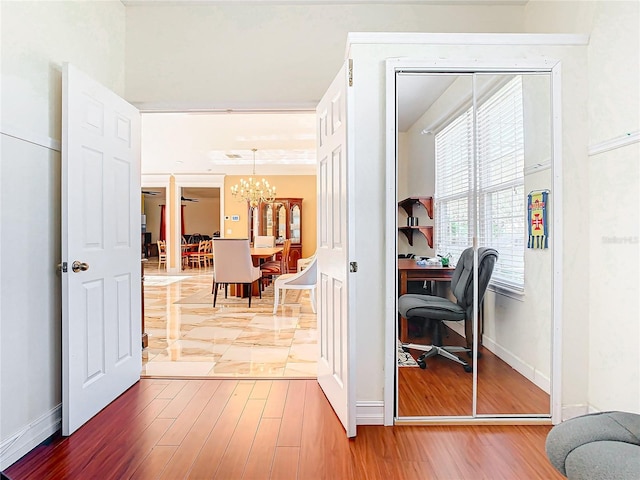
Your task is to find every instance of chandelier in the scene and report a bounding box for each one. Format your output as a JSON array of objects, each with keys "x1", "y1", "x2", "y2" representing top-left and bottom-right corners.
[{"x1": 230, "y1": 148, "x2": 276, "y2": 207}]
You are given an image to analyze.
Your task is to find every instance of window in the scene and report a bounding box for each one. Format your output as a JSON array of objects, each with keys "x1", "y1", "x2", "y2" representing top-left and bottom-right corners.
[{"x1": 435, "y1": 76, "x2": 525, "y2": 290}]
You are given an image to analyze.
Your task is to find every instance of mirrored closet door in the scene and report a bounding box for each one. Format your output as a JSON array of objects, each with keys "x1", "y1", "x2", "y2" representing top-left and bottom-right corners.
[{"x1": 395, "y1": 71, "x2": 554, "y2": 420}]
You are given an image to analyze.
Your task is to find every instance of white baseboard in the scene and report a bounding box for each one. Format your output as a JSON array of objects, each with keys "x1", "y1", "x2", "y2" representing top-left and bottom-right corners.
[
  {"x1": 561, "y1": 404, "x2": 590, "y2": 422},
  {"x1": 0, "y1": 404, "x2": 61, "y2": 470},
  {"x1": 445, "y1": 321, "x2": 551, "y2": 395},
  {"x1": 481, "y1": 335, "x2": 551, "y2": 394},
  {"x1": 356, "y1": 401, "x2": 385, "y2": 425}
]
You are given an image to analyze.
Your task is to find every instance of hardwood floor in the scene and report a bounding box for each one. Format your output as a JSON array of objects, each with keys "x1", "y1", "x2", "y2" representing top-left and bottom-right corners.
[
  {"x1": 399, "y1": 327, "x2": 550, "y2": 417},
  {"x1": 5, "y1": 379, "x2": 563, "y2": 480}
]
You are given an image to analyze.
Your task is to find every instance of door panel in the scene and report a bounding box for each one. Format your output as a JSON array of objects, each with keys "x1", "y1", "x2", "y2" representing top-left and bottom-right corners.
[
  {"x1": 475, "y1": 73, "x2": 553, "y2": 416},
  {"x1": 316, "y1": 62, "x2": 355, "y2": 436},
  {"x1": 62, "y1": 63, "x2": 141, "y2": 435}
]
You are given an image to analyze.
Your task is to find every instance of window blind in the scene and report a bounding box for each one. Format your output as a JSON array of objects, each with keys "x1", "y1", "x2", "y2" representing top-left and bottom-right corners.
[
  {"x1": 435, "y1": 110, "x2": 473, "y2": 262},
  {"x1": 477, "y1": 77, "x2": 524, "y2": 289},
  {"x1": 435, "y1": 76, "x2": 525, "y2": 290}
]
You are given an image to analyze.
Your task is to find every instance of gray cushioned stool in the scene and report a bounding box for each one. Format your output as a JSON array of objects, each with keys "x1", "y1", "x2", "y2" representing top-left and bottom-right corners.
[{"x1": 545, "y1": 411, "x2": 640, "y2": 479}]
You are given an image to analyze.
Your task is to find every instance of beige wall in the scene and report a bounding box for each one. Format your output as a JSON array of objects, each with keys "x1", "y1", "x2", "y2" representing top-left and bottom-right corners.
[
  {"x1": 183, "y1": 198, "x2": 221, "y2": 238},
  {"x1": 125, "y1": 3, "x2": 524, "y2": 108},
  {"x1": 223, "y1": 175, "x2": 317, "y2": 258}
]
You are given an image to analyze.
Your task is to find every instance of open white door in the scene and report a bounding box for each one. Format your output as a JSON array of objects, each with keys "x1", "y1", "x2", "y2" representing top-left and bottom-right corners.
[
  {"x1": 62, "y1": 64, "x2": 142, "y2": 436},
  {"x1": 316, "y1": 61, "x2": 356, "y2": 437}
]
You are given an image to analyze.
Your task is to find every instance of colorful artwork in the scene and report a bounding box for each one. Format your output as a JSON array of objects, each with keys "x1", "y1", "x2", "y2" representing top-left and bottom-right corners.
[{"x1": 528, "y1": 190, "x2": 549, "y2": 249}]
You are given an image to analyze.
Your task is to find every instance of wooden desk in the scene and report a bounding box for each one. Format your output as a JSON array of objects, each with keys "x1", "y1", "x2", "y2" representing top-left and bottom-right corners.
[{"x1": 398, "y1": 258, "x2": 455, "y2": 296}]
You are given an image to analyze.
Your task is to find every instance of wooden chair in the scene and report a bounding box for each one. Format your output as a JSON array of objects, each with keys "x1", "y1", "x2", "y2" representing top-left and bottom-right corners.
[
  {"x1": 188, "y1": 240, "x2": 209, "y2": 269},
  {"x1": 157, "y1": 240, "x2": 167, "y2": 269},
  {"x1": 211, "y1": 239, "x2": 262, "y2": 307},
  {"x1": 260, "y1": 239, "x2": 291, "y2": 287},
  {"x1": 203, "y1": 240, "x2": 213, "y2": 267}
]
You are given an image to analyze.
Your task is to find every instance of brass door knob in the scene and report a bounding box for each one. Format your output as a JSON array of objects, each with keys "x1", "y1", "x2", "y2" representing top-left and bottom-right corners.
[{"x1": 72, "y1": 261, "x2": 89, "y2": 273}]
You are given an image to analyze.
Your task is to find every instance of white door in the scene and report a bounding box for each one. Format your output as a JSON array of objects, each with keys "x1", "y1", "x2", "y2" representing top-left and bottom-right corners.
[
  {"x1": 62, "y1": 63, "x2": 142, "y2": 436},
  {"x1": 316, "y1": 61, "x2": 356, "y2": 437}
]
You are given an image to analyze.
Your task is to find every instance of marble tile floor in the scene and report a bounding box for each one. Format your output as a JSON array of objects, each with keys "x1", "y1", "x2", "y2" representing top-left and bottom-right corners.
[{"x1": 142, "y1": 260, "x2": 317, "y2": 378}]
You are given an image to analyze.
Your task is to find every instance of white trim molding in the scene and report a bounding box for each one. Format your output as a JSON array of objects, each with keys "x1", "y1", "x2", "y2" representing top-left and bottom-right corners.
[
  {"x1": 588, "y1": 131, "x2": 640, "y2": 157},
  {"x1": 173, "y1": 174, "x2": 226, "y2": 273},
  {"x1": 0, "y1": 124, "x2": 61, "y2": 152},
  {"x1": 0, "y1": 404, "x2": 61, "y2": 470},
  {"x1": 356, "y1": 401, "x2": 385, "y2": 425},
  {"x1": 348, "y1": 32, "x2": 589, "y2": 48}
]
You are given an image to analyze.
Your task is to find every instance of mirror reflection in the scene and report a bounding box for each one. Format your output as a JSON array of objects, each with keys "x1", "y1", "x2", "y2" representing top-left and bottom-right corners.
[
  {"x1": 291, "y1": 205, "x2": 301, "y2": 243},
  {"x1": 277, "y1": 204, "x2": 287, "y2": 242},
  {"x1": 264, "y1": 204, "x2": 274, "y2": 237},
  {"x1": 396, "y1": 72, "x2": 553, "y2": 419}
]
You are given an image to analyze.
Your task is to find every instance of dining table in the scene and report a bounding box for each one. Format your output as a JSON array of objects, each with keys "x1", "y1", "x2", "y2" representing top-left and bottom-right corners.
[{"x1": 248, "y1": 246, "x2": 283, "y2": 266}]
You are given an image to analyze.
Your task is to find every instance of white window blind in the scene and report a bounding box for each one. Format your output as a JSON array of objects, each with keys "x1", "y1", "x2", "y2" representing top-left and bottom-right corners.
[
  {"x1": 435, "y1": 110, "x2": 473, "y2": 262},
  {"x1": 435, "y1": 76, "x2": 525, "y2": 290}
]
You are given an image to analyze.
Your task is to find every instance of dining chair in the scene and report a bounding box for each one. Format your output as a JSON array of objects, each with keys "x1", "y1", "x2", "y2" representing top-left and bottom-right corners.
[
  {"x1": 188, "y1": 240, "x2": 208, "y2": 269},
  {"x1": 157, "y1": 240, "x2": 167, "y2": 269},
  {"x1": 254, "y1": 235, "x2": 276, "y2": 248},
  {"x1": 211, "y1": 238, "x2": 262, "y2": 307},
  {"x1": 260, "y1": 238, "x2": 291, "y2": 287},
  {"x1": 273, "y1": 255, "x2": 317, "y2": 314}
]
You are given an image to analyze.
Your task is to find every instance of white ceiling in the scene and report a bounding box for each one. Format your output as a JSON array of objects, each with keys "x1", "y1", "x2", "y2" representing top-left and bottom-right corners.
[
  {"x1": 141, "y1": 111, "x2": 318, "y2": 176},
  {"x1": 141, "y1": 76, "x2": 454, "y2": 175}
]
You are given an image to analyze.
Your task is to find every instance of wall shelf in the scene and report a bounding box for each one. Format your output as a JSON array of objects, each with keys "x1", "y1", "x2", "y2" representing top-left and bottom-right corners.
[
  {"x1": 398, "y1": 196, "x2": 433, "y2": 219},
  {"x1": 398, "y1": 196, "x2": 434, "y2": 247},
  {"x1": 398, "y1": 226, "x2": 433, "y2": 247}
]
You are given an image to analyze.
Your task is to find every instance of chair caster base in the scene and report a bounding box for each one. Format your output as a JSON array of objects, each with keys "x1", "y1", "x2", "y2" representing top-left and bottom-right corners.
[
  {"x1": 463, "y1": 365, "x2": 472, "y2": 373},
  {"x1": 418, "y1": 361, "x2": 427, "y2": 369}
]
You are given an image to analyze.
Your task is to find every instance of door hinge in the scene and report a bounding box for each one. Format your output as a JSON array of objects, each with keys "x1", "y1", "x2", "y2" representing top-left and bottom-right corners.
[
  {"x1": 348, "y1": 59, "x2": 353, "y2": 87},
  {"x1": 350, "y1": 261, "x2": 358, "y2": 273},
  {"x1": 57, "y1": 262, "x2": 68, "y2": 274}
]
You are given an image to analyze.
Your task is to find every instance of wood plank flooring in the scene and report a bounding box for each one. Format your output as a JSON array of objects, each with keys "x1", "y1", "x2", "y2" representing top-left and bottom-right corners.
[
  {"x1": 399, "y1": 327, "x2": 550, "y2": 417},
  {"x1": 5, "y1": 379, "x2": 564, "y2": 480}
]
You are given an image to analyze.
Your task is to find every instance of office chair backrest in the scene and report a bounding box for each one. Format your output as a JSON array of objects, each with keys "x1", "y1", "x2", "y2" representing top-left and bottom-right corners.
[{"x1": 450, "y1": 247, "x2": 498, "y2": 314}]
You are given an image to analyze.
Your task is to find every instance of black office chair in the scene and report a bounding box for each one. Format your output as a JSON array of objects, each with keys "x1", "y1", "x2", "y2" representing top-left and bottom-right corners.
[{"x1": 398, "y1": 247, "x2": 498, "y2": 372}]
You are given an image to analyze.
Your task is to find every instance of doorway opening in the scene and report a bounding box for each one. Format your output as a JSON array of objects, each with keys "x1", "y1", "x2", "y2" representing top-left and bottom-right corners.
[{"x1": 139, "y1": 111, "x2": 318, "y2": 379}]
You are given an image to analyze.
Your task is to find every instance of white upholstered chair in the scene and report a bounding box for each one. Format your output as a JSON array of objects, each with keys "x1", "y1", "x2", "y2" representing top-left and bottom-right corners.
[
  {"x1": 272, "y1": 255, "x2": 317, "y2": 314},
  {"x1": 254, "y1": 235, "x2": 276, "y2": 248},
  {"x1": 211, "y1": 239, "x2": 262, "y2": 307}
]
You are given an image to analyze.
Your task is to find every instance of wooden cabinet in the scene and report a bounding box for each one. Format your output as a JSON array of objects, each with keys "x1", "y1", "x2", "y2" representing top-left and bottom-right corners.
[
  {"x1": 398, "y1": 196, "x2": 433, "y2": 247},
  {"x1": 248, "y1": 198, "x2": 303, "y2": 270}
]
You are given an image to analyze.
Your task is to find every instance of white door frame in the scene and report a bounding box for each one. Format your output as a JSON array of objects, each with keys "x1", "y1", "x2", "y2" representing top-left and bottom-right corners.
[
  {"x1": 173, "y1": 174, "x2": 225, "y2": 274},
  {"x1": 384, "y1": 57, "x2": 564, "y2": 426},
  {"x1": 141, "y1": 173, "x2": 171, "y2": 261}
]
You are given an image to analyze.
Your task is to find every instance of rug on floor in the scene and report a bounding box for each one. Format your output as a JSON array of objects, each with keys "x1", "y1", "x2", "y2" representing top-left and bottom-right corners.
[{"x1": 397, "y1": 339, "x2": 419, "y2": 367}]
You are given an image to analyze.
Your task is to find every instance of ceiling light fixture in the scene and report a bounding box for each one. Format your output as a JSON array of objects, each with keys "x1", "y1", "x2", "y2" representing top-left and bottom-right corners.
[{"x1": 230, "y1": 148, "x2": 276, "y2": 207}]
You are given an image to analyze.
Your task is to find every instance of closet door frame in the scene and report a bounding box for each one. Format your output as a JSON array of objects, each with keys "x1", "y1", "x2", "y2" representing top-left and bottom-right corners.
[{"x1": 383, "y1": 58, "x2": 563, "y2": 426}]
